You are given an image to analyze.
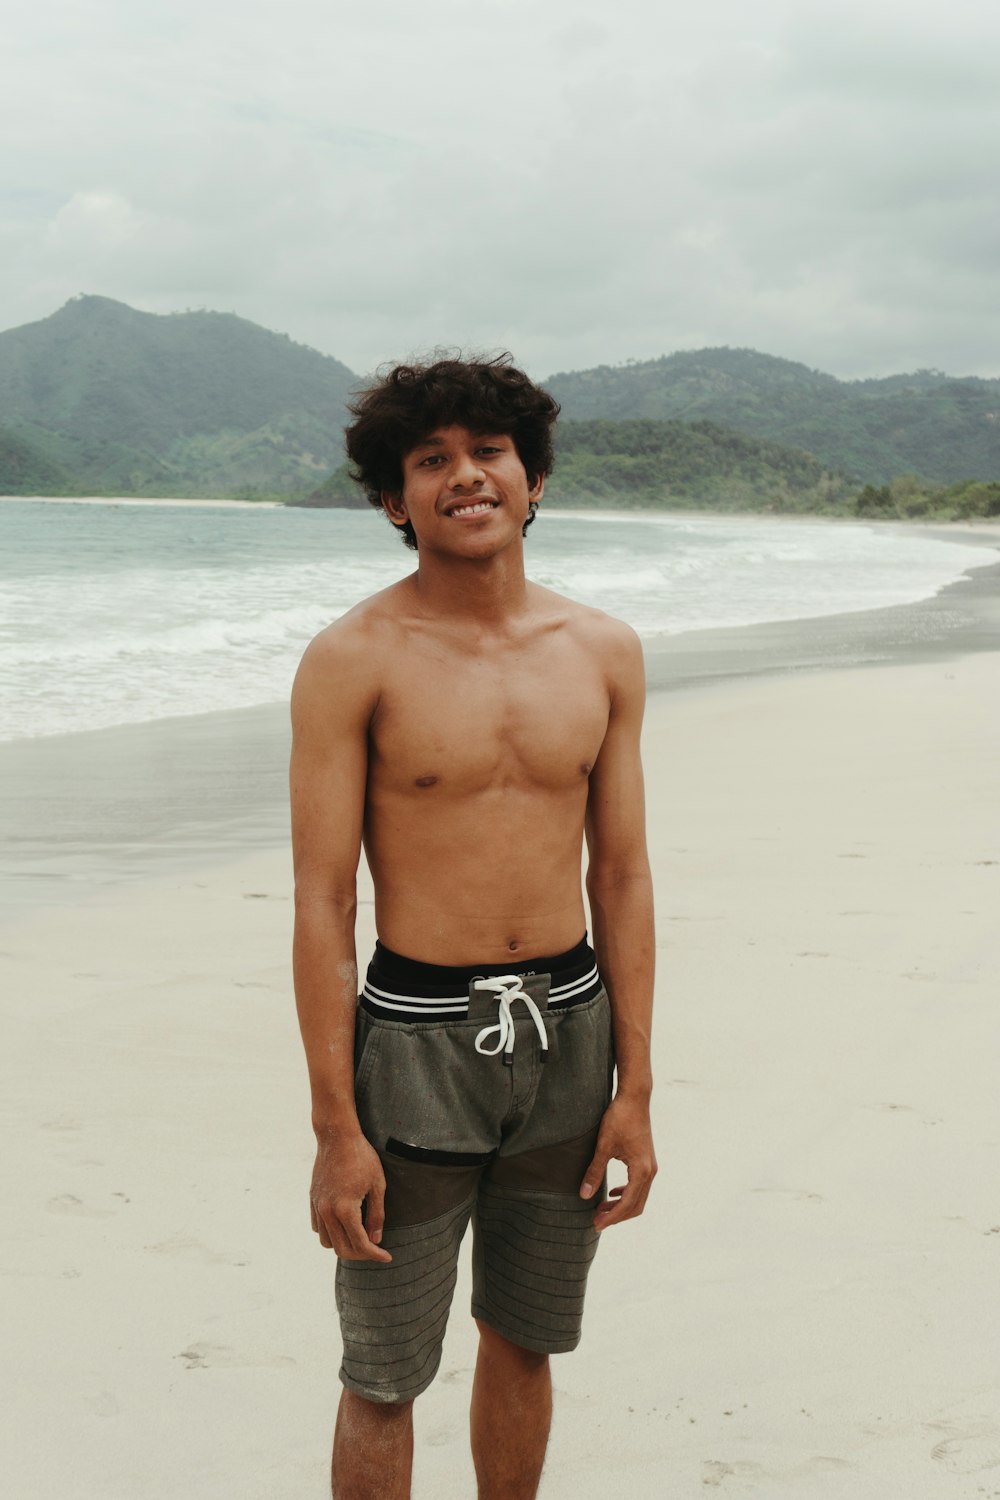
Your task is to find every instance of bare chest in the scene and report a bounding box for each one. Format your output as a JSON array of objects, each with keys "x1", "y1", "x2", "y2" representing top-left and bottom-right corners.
[{"x1": 370, "y1": 640, "x2": 610, "y2": 796}]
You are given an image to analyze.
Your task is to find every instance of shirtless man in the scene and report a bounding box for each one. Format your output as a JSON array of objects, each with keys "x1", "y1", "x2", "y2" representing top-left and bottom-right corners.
[{"x1": 290, "y1": 355, "x2": 656, "y2": 1500}]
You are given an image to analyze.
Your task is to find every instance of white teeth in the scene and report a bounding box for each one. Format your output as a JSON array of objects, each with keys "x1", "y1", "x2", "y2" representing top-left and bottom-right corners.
[{"x1": 451, "y1": 501, "x2": 495, "y2": 516}]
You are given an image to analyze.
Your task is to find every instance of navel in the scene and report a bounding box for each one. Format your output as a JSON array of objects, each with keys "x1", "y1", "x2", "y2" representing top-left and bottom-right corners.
[{"x1": 414, "y1": 774, "x2": 438, "y2": 788}]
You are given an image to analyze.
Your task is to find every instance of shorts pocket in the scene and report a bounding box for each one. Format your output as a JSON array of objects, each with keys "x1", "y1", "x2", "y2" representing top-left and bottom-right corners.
[
  {"x1": 553, "y1": 988, "x2": 615, "y2": 1126},
  {"x1": 353, "y1": 1007, "x2": 382, "y2": 1098}
]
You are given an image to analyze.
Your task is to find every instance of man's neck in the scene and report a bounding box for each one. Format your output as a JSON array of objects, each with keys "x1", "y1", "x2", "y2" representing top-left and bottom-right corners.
[{"x1": 410, "y1": 546, "x2": 530, "y2": 626}]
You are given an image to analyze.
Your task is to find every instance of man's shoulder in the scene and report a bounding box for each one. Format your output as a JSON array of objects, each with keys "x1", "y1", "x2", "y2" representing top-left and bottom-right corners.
[
  {"x1": 529, "y1": 583, "x2": 642, "y2": 657},
  {"x1": 301, "y1": 581, "x2": 407, "y2": 665},
  {"x1": 292, "y1": 582, "x2": 409, "y2": 711}
]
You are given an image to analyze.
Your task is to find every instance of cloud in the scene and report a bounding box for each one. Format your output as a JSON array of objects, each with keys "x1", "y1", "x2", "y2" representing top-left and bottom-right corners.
[{"x1": 2, "y1": 0, "x2": 999, "y2": 379}]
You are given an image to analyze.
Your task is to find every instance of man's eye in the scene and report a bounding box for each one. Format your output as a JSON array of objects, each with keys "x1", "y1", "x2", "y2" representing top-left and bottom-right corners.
[{"x1": 477, "y1": 446, "x2": 501, "y2": 456}]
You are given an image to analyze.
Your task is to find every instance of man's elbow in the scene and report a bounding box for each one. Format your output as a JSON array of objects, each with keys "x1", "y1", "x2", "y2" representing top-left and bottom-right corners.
[
  {"x1": 292, "y1": 877, "x2": 357, "y2": 922},
  {"x1": 586, "y1": 858, "x2": 652, "y2": 898}
]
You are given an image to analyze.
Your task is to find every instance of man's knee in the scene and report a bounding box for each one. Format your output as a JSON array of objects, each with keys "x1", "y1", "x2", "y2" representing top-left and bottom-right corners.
[
  {"x1": 475, "y1": 1318, "x2": 550, "y2": 1371},
  {"x1": 337, "y1": 1386, "x2": 415, "y2": 1426}
]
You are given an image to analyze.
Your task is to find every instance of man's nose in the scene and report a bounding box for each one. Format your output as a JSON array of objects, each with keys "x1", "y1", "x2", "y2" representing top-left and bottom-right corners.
[{"x1": 448, "y1": 451, "x2": 485, "y2": 488}]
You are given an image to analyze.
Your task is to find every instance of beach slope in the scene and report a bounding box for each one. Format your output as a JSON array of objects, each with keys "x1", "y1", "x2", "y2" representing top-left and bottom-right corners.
[{"x1": 2, "y1": 650, "x2": 999, "y2": 1498}]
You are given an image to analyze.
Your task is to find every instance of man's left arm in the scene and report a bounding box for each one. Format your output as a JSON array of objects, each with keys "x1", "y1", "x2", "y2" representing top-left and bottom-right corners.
[{"x1": 580, "y1": 621, "x2": 657, "y2": 1229}]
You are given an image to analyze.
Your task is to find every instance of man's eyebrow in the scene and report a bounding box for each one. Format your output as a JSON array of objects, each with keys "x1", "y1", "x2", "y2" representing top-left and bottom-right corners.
[{"x1": 408, "y1": 431, "x2": 508, "y2": 454}]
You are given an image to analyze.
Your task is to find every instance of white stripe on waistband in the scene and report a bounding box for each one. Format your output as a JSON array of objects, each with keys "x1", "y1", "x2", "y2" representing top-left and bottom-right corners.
[
  {"x1": 362, "y1": 988, "x2": 468, "y2": 1013},
  {"x1": 362, "y1": 963, "x2": 601, "y2": 1015},
  {"x1": 548, "y1": 964, "x2": 600, "y2": 1000},
  {"x1": 364, "y1": 977, "x2": 468, "y2": 1006}
]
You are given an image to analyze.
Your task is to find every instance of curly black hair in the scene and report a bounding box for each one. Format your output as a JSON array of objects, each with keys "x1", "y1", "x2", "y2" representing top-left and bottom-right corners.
[{"x1": 344, "y1": 353, "x2": 560, "y2": 549}]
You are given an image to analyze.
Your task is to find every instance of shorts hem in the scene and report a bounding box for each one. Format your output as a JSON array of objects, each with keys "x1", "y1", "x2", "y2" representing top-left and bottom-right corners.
[
  {"x1": 471, "y1": 1303, "x2": 583, "y2": 1356},
  {"x1": 338, "y1": 1349, "x2": 442, "y2": 1406}
]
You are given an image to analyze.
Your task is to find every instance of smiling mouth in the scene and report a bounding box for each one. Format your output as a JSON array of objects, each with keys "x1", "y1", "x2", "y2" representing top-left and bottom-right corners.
[{"x1": 449, "y1": 500, "x2": 498, "y2": 518}]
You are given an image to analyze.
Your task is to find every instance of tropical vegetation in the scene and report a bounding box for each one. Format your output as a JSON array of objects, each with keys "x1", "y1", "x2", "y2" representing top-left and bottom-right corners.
[{"x1": 2, "y1": 297, "x2": 998, "y2": 523}]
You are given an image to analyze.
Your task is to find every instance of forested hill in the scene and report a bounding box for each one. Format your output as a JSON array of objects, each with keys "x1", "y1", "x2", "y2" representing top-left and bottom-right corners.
[
  {"x1": 301, "y1": 419, "x2": 853, "y2": 515},
  {"x1": 2, "y1": 299, "x2": 997, "y2": 500},
  {"x1": 546, "y1": 419, "x2": 850, "y2": 511},
  {"x1": 545, "y1": 348, "x2": 1000, "y2": 485},
  {"x1": 0, "y1": 295, "x2": 355, "y2": 495}
]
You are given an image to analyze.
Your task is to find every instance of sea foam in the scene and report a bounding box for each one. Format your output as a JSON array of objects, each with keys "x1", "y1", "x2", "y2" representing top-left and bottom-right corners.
[{"x1": 0, "y1": 501, "x2": 991, "y2": 741}]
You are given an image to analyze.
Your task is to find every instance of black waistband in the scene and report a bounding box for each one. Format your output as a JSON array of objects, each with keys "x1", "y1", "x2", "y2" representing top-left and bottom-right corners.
[{"x1": 369, "y1": 934, "x2": 593, "y2": 994}]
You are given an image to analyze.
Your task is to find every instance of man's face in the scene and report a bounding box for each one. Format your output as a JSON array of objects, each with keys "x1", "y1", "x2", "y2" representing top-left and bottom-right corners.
[{"x1": 384, "y1": 424, "x2": 543, "y2": 556}]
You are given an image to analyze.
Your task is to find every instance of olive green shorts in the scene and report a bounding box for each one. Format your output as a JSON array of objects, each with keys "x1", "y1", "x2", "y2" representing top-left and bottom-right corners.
[{"x1": 336, "y1": 968, "x2": 615, "y2": 1404}]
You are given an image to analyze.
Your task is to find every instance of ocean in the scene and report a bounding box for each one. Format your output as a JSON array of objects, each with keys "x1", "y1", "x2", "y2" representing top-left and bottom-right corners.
[{"x1": 0, "y1": 499, "x2": 992, "y2": 743}]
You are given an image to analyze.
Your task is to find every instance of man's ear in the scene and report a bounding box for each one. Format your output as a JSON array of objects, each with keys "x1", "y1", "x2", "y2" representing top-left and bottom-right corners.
[
  {"x1": 528, "y1": 473, "x2": 545, "y2": 505},
  {"x1": 381, "y1": 490, "x2": 408, "y2": 527}
]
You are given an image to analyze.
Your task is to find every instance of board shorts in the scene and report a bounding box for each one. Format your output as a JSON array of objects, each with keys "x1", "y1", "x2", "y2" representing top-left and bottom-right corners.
[{"x1": 336, "y1": 936, "x2": 615, "y2": 1404}]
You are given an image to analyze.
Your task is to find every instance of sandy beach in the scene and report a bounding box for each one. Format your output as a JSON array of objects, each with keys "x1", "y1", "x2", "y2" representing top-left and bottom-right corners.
[{"x1": 3, "y1": 548, "x2": 999, "y2": 1498}]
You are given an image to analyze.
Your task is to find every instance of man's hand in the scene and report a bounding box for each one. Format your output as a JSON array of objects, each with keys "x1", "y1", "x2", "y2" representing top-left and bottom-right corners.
[
  {"x1": 310, "y1": 1129, "x2": 392, "y2": 1263},
  {"x1": 579, "y1": 1093, "x2": 657, "y2": 1230}
]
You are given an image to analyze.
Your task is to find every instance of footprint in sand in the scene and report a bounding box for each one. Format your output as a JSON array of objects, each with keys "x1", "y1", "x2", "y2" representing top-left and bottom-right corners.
[
  {"x1": 751, "y1": 1186, "x2": 824, "y2": 1202},
  {"x1": 931, "y1": 1430, "x2": 1000, "y2": 1474},
  {"x1": 790, "y1": 1456, "x2": 852, "y2": 1478},
  {"x1": 702, "y1": 1459, "x2": 767, "y2": 1488},
  {"x1": 47, "y1": 1194, "x2": 114, "y2": 1218},
  {"x1": 147, "y1": 1233, "x2": 247, "y2": 1266},
  {"x1": 177, "y1": 1342, "x2": 295, "y2": 1370},
  {"x1": 85, "y1": 1391, "x2": 120, "y2": 1418}
]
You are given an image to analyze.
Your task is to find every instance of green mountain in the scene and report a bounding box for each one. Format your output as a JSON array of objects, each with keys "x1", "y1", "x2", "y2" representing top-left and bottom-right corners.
[
  {"x1": 0, "y1": 295, "x2": 355, "y2": 496},
  {"x1": 0, "y1": 424, "x2": 80, "y2": 492},
  {"x1": 295, "y1": 463, "x2": 367, "y2": 508},
  {"x1": 545, "y1": 348, "x2": 1000, "y2": 485},
  {"x1": 298, "y1": 419, "x2": 851, "y2": 515},
  {"x1": 3, "y1": 299, "x2": 997, "y2": 505},
  {"x1": 545, "y1": 419, "x2": 851, "y2": 512}
]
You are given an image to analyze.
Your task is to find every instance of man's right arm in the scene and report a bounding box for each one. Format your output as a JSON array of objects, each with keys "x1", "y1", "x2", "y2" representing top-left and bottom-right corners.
[{"x1": 289, "y1": 625, "x2": 391, "y2": 1263}]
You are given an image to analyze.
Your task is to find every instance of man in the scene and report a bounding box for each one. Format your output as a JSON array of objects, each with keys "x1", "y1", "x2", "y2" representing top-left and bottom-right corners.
[{"x1": 290, "y1": 355, "x2": 655, "y2": 1500}]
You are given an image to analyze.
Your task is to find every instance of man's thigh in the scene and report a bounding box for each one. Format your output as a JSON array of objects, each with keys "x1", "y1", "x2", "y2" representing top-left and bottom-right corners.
[
  {"x1": 470, "y1": 990, "x2": 615, "y2": 1354},
  {"x1": 337, "y1": 1009, "x2": 504, "y2": 1404}
]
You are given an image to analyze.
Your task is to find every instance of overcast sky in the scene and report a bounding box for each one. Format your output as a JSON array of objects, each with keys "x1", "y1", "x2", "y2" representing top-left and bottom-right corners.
[{"x1": 3, "y1": 0, "x2": 999, "y2": 380}]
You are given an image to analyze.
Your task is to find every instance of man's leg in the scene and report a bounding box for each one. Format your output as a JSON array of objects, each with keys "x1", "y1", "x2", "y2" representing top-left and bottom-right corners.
[
  {"x1": 470, "y1": 1320, "x2": 552, "y2": 1500},
  {"x1": 332, "y1": 1389, "x2": 414, "y2": 1500}
]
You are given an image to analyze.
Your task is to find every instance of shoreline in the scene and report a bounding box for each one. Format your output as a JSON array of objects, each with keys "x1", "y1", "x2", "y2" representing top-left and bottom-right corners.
[
  {"x1": 6, "y1": 490, "x2": 1000, "y2": 530},
  {"x1": 0, "y1": 493, "x2": 282, "y2": 509},
  {"x1": 2, "y1": 533, "x2": 998, "y2": 917},
  {"x1": 643, "y1": 534, "x2": 1000, "y2": 692}
]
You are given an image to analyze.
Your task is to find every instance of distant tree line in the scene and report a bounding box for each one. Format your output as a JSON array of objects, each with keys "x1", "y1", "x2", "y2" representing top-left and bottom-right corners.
[{"x1": 852, "y1": 476, "x2": 1000, "y2": 521}]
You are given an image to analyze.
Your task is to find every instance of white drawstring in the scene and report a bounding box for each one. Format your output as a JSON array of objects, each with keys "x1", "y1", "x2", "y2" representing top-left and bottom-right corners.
[{"x1": 473, "y1": 975, "x2": 549, "y2": 1066}]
